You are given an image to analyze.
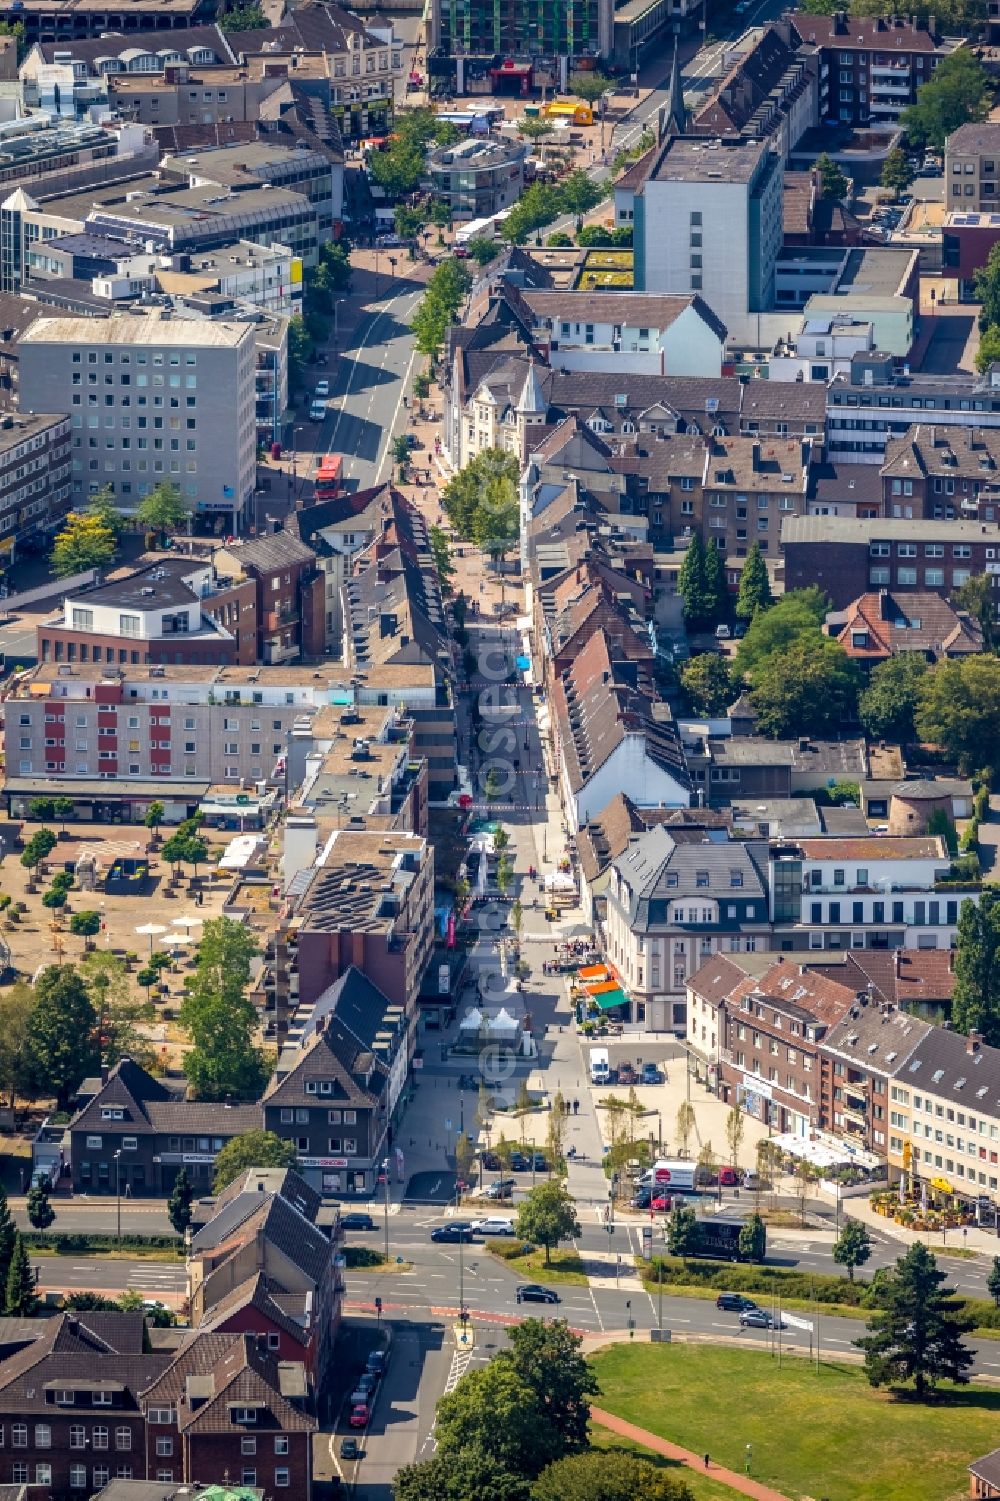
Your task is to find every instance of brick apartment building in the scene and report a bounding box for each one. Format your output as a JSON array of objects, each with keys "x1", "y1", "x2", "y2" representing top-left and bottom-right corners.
[
  {"x1": 37, "y1": 559, "x2": 257, "y2": 670},
  {"x1": 0, "y1": 411, "x2": 71, "y2": 561},
  {"x1": 880, "y1": 426, "x2": 1000, "y2": 522},
  {"x1": 781, "y1": 514, "x2": 1000, "y2": 609},
  {"x1": 788, "y1": 11, "x2": 944, "y2": 128},
  {"x1": 945, "y1": 122, "x2": 1000, "y2": 212},
  {"x1": 215, "y1": 534, "x2": 325, "y2": 665}
]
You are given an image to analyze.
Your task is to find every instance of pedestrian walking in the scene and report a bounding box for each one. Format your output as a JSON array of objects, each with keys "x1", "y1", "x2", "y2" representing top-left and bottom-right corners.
[{"x1": 704, "y1": 1455, "x2": 710, "y2": 1470}]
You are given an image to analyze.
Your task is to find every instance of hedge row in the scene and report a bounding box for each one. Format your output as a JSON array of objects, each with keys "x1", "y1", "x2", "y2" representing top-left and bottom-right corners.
[
  {"x1": 645, "y1": 1254, "x2": 1000, "y2": 1329},
  {"x1": 23, "y1": 1232, "x2": 183, "y2": 1256}
]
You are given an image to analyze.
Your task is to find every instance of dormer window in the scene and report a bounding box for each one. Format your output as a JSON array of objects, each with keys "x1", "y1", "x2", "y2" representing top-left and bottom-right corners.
[
  {"x1": 233, "y1": 1409, "x2": 257, "y2": 1425},
  {"x1": 305, "y1": 1082, "x2": 318, "y2": 1094},
  {"x1": 101, "y1": 1108, "x2": 124, "y2": 1121},
  {"x1": 319, "y1": 1081, "x2": 333, "y2": 1095}
]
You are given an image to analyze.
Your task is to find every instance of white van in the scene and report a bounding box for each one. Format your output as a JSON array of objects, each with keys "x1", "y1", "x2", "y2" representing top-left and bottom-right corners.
[{"x1": 309, "y1": 399, "x2": 326, "y2": 422}]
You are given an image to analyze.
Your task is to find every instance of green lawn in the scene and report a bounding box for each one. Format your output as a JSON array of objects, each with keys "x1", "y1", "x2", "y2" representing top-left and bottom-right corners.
[
  {"x1": 590, "y1": 1429, "x2": 743, "y2": 1501},
  {"x1": 590, "y1": 1343, "x2": 1000, "y2": 1501},
  {"x1": 486, "y1": 1242, "x2": 588, "y2": 1285}
]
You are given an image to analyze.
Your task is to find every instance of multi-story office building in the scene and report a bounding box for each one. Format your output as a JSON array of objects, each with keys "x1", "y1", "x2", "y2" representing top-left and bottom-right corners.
[
  {"x1": 634, "y1": 135, "x2": 783, "y2": 341},
  {"x1": 18, "y1": 311, "x2": 257, "y2": 530},
  {"x1": 0, "y1": 0, "x2": 207, "y2": 43},
  {"x1": 424, "y1": 136, "x2": 527, "y2": 220},
  {"x1": 429, "y1": 0, "x2": 613, "y2": 83}
]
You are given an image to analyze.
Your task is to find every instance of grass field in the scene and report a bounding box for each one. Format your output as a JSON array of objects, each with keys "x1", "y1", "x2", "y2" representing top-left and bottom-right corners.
[
  {"x1": 590, "y1": 1428, "x2": 745, "y2": 1501},
  {"x1": 486, "y1": 1243, "x2": 588, "y2": 1285},
  {"x1": 590, "y1": 1343, "x2": 1000, "y2": 1501}
]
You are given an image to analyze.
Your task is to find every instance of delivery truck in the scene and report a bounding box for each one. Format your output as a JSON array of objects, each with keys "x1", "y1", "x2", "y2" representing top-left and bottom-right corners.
[
  {"x1": 589, "y1": 1047, "x2": 610, "y2": 1085},
  {"x1": 638, "y1": 1158, "x2": 697, "y2": 1193}
]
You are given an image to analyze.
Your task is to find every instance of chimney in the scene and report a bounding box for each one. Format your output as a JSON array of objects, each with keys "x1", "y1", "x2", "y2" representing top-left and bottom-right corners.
[
  {"x1": 968, "y1": 1029, "x2": 982, "y2": 1055},
  {"x1": 893, "y1": 949, "x2": 901, "y2": 978},
  {"x1": 100, "y1": 1065, "x2": 109, "y2": 1084}
]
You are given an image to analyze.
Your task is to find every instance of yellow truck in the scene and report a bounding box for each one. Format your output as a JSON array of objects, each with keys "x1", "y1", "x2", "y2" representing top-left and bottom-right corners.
[{"x1": 541, "y1": 99, "x2": 594, "y2": 126}]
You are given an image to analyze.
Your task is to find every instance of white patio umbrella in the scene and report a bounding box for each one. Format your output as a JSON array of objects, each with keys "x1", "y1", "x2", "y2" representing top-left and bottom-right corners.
[
  {"x1": 171, "y1": 915, "x2": 204, "y2": 932},
  {"x1": 159, "y1": 932, "x2": 191, "y2": 949},
  {"x1": 135, "y1": 921, "x2": 168, "y2": 953}
]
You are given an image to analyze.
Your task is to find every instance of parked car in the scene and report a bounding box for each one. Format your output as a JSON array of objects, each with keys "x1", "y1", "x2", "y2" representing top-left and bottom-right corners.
[
  {"x1": 471, "y1": 1216, "x2": 515, "y2": 1235},
  {"x1": 516, "y1": 1284, "x2": 560, "y2": 1304},
  {"x1": 617, "y1": 1062, "x2": 636, "y2": 1085},
  {"x1": 366, "y1": 1351, "x2": 387, "y2": 1376},
  {"x1": 718, "y1": 1166, "x2": 739, "y2": 1188},
  {"x1": 650, "y1": 1194, "x2": 674, "y2": 1213},
  {"x1": 484, "y1": 1178, "x2": 516, "y2": 1200},
  {"x1": 641, "y1": 1063, "x2": 664, "y2": 1085},
  {"x1": 431, "y1": 1224, "x2": 475, "y2": 1242},
  {"x1": 458, "y1": 1074, "x2": 479, "y2": 1090},
  {"x1": 631, "y1": 1186, "x2": 653, "y2": 1209},
  {"x1": 341, "y1": 1213, "x2": 376, "y2": 1231},
  {"x1": 480, "y1": 1150, "x2": 500, "y2": 1170},
  {"x1": 309, "y1": 400, "x2": 326, "y2": 422},
  {"x1": 717, "y1": 1292, "x2": 758, "y2": 1312},
  {"x1": 348, "y1": 1405, "x2": 369, "y2": 1428},
  {"x1": 314, "y1": 379, "x2": 330, "y2": 399},
  {"x1": 510, "y1": 1152, "x2": 530, "y2": 1172},
  {"x1": 715, "y1": 623, "x2": 731, "y2": 640},
  {"x1": 350, "y1": 1375, "x2": 376, "y2": 1405},
  {"x1": 740, "y1": 1309, "x2": 785, "y2": 1329},
  {"x1": 530, "y1": 1152, "x2": 548, "y2": 1171},
  {"x1": 341, "y1": 1438, "x2": 359, "y2": 1460}
]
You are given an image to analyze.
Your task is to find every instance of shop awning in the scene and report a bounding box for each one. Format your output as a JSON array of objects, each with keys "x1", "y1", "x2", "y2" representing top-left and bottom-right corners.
[
  {"x1": 591, "y1": 987, "x2": 627, "y2": 1012},
  {"x1": 931, "y1": 1176, "x2": 955, "y2": 1194},
  {"x1": 578, "y1": 964, "x2": 609, "y2": 982}
]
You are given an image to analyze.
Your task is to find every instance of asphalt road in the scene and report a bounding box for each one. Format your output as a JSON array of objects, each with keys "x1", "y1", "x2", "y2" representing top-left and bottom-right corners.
[
  {"x1": 322, "y1": 276, "x2": 426, "y2": 493},
  {"x1": 346, "y1": 1211, "x2": 1000, "y2": 1379},
  {"x1": 31, "y1": 1254, "x2": 186, "y2": 1301}
]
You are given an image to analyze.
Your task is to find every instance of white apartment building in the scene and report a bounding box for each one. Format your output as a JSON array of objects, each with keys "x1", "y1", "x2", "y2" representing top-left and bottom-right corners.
[
  {"x1": 635, "y1": 136, "x2": 784, "y2": 343},
  {"x1": 17, "y1": 311, "x2": 257, "y2": 531},
  {"x1": 769, "y1": 315, "x2": 874, "y2": 384},
  {"x1": 770, "y1": 835, "x2": 976, "y2": 953}
]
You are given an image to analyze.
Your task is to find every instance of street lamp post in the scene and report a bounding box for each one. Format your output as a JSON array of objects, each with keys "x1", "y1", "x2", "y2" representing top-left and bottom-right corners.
[
  {"x1": 382, "y1": 1157, "x2": 391, "y2": 1263},
  {"x1": 333, "y1": 297, "x2": 346, "y2": 346},
  {"x1": 114, "y1": 1150, "x2": 122, "y2": 1247}
]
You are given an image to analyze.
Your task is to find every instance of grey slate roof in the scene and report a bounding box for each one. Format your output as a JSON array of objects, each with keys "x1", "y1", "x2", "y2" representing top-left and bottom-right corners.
[{"x1": 610, "y1": 824, "x2": 768, "y2": 932}]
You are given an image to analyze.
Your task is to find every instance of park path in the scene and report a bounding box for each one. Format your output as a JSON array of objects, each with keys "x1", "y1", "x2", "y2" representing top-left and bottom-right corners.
[{"x1": 590, "y1": 1406, "x2": 794, "y2": 1501}]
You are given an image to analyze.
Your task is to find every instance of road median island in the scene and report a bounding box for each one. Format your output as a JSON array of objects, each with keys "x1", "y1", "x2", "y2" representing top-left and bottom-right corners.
[
  {"x1": 25, "y1": 1231, "x2": 183, "y2": 1260},
  {"x1": 485, "y1": 1238, "x2": 589, "y2": 1285}
]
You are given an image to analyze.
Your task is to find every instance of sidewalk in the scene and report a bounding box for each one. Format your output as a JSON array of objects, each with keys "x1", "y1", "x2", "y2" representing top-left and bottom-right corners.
[
  {"x1": 589, "y1": 1406, "x2": 793, "y2": 1501},
  {"x1": 836, "y1": 1185, "x2": 1000, "y2": 1258}
]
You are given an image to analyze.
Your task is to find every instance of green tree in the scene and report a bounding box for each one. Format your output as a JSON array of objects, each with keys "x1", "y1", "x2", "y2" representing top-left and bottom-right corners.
[
  {"x1": 218, "y1": 1, "x2": 267, "y2": 28},
  {"x1": 902, "y1": 49, "x2": 992, "y2": 152},
  {"x1": 750, "y1": 634, "x2": 860, "y2": 738},
  {"x1": 738, "y1": 1211, "x2": 767, "y2": 1263},
  {"x1": 832, "y1": 1217, "x2": 873, "y2": 1282},
  {"x1": 368, "y1": 139, "x2": 425, "y2": 197},
  {"x1": 680, "y1": 654, "x2": 733, "y2": 716},
  {"x1": 436, "y1": 1360, "x2": 563, "y2": 1478},
  {"x1": 568, "y1": 71, "x2": 613, "y2": 103},
  {"x1": 725, "y1": 1101, "x2": 745, "y2": 1168},
  {"x1": 136, "y1": 481, "x2": 188, "y2": 544},
  {"x1": 166, "y1": 1167, "x2": 194, "y2": 1236},
  {"x1": 0, "y1": 1189, "x2": 15, "y2": 1293},
  {"x1": 27, "y1": 798, "x2": 54, "y2": 822},
  {"x1": 429, "y1": 525, "x2": 455, "y2": 596},
  {"x1": 472, "y1": 478, "x2": 519, "y2": 565},
  {"x1": 558, "y1": 169, "x2": 603, "y2": 227},
  {"x1": 69, "y1": 911, "x2": 101, "y2": 945},
  {"x1": 467, "y1": 237, "x2": 501, "y2": 266},
  {"x1": 926, "y1": 806, "x2": 959, "y2": 856},
  {"x1": 144, "y1": 801, "x2": 165, "y2": 837},
  {"x1": 395, "y1": 204, "x2": 424, "y2": 242},
  {"x1": 855, "y1": 1242, "x2": 974, "y2": 1397},
  {"x1": 25, "y1": 1177, "x2": 54, "y2": 1231},
  {"x1": 410, "y1": 257, "x2": 472, "y2": 365},
  {"x1": 518, "y1": 117, "x2": 555, "y2": 144},
  {"x1": 666, "y1": 1201, "x2": 700, "y2": 1257},
  {"x1": 976, "y1": 324, "x2": 1000, "y2": 372},
  {"x1": 181, "y1": 917, "x2": 267, "y2": 1102},
  {"x1": 5, "y1": 1234, "x2": 36, "y2": 1317},
  {"x1": 501, "y1": 183, "x2": 562, "y2": 245},
  {"x1": 575, "y1": 225, "x2": 614, "y2": 247},
  {"x1": 953, "y1": 572, "x2": 999, "y2": 650},
  {"x1": 396, "y1": 1450, "x2": 529, "y2": 1501},
  {"x1": 52, "y1": 796, "x2": 74, "y2": 835},
  {"x1": 320, "y1": 239, "x2": 352, "y2": 292},
  {"x1": 212, "y1": 1130, "x2": 298, "y2": 1192},
  {"x1": 51, "y1": 511, "x2": 117, "y2": 578},
  {"x1": 515, "y1": 1180, "x2": 581, "y2": 1264},
  {"x1": 287, "y1": 314, "x2": 314, "y2": 392},
  {"x1": 814, "y1": 151, "x2": 849, "y2": 200},
  {"x1": 533, "y1": 1450, "x2": 694, "y2": 1501},
  {"x1": 916, "y1": 655, "x2": 1000, "y2": 775},
  {"x1": 880, "y1": 146, "x2": 914, "y2": 197},
  {"x1": 703, "y1": 538, "x2": 727, "y2": 623},
  {"x1": 675, "y1": 1100, "x2": 696, "y2": 1158},
  {"x1": 735, "y1": 540, "x2": 773, "y2": 619},
  {"x1": 0, "y1": 984, "x2": 37, "y2": 1108},
  {"x1": 442, "y1": 448, "x2": 520, "y2": 541},
  {"x1": 677, "y1": 533, "x2": 711, "y2": 628},
  {"x1": 24, "y1": 965, "x2": 98, "y2": 1109},
  {"x1": 734, "y1": 587, "x2": 828, "y2": 678},
  {"x1": 84, "y1": 485, "x2": 126, "y2": 543},
  {"x1": 858, "y1": 653, "x2": 928, "y2": 742},
  {"x1": 952, "y1": 886, "x2": 1000, "y2": 1045},
  {"x1": 81, "y1": 951, "x2": 154, "y2": 1069},
  {"x1": 20, "y1": 827, "x2": 57, "y2": 878},
  {"x1": 988, "y1": 1255, "x2": 1000, "y2": 1308},
  {"x1": 506, "y1": 1320, "x2": 597, "y2": 1455}
]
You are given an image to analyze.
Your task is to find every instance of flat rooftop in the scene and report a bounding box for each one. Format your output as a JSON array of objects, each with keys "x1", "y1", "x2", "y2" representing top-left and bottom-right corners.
[
  {"x1": 782, "y1": 513, "x2": 1000, "y2": 544},
  {"x1": 21, "y1": 311, "x2": 254, "y2": 348},
  {"x1": 297, "y1": 829, "x2": 426, "y2": 931},
  {"x1": 649, "y1": 136, "x2": 766, "y2": 185},
  {"x1": 836, "y1": 246, "x2": 916, "y2": 298}
]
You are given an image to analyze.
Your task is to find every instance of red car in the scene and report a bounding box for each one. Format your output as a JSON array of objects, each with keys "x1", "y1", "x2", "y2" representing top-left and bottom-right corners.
[
  {"x1": 651, "y1": 1194, "x2": 673, "y2": 1213},
  {"x1": 349, "y1": 1405, "x2": 369, "y2": 1428}
]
